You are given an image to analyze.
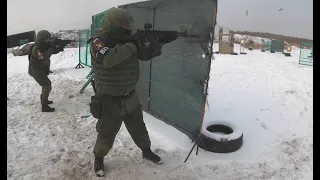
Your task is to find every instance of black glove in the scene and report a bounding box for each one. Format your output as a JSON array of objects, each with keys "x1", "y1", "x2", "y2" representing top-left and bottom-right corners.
[{"x1": 136, "y1": 39, "x2": 163, "y2": 60}]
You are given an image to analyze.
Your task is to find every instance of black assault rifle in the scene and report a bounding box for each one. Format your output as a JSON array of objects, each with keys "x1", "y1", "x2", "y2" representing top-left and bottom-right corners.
[
  {"x1": 88, "y1": 23, "x2": 210, "y2": 47},
  {"x1": 49, "y1": 38, "x2": 73, "y2": 53},
  {"x1": 108, "y1": 23, "x2": 178, "y2": 47},
  {"x1": 108, "y1": 23, "x2": 211, "y2": 47}
]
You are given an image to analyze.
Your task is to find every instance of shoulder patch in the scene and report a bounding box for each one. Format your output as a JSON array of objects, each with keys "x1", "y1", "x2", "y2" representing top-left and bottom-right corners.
[
  {"x1": 93, "y1": 38, "x2": 104, "y2": 51},
  {"x1": 92, "y1": 37, "x2": 110, "y2": 57},
  {"x1": 36, "y1": 49, "x2": 44, "y2": 59}
]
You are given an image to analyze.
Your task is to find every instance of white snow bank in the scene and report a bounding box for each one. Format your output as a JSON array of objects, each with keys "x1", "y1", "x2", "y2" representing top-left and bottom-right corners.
[
  {"x1": 7, "y1": 48, "x2": 14, "y2": 53},
  {"x1": 234, "y1": 34, "x2": 271, "y2": 45},
  {"x1": 7, "y1": 46, "x2": 313, "y2": 180},
  {"x1": 205, "y1": 44, "x2": 312, "y2": 163}
]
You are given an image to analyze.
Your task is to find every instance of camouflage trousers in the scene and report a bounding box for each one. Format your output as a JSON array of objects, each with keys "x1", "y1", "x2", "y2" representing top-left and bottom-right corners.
[
  {"x1": 93, "y1": 104, "x2": 151, "y2": 158},
  {"x1": 32, "y1": 75, "x2": 52, "y2": 105}
]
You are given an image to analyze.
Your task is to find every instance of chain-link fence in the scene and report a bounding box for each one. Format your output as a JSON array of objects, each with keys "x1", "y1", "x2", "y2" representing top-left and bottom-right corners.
[
  {"x1": 78, "y1": 29, "x2": 92, "y2": 68},
  {"x1": 120, "y1": 0, "x2": 217, "y2": 138},
  {"x1": 78, "y1": 10, "x2": 112, "y2": 68},
  {"x1": 299, "y1": 42, "x2": 313, "y2": 66},
  {"x1": 91, "y1": 9, "x2": 112, "y2": 37}
]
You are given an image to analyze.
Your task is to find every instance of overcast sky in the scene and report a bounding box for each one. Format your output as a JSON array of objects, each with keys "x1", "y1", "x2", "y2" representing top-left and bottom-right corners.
[{"x1": 7, "y1": 0, "x2": 313, "y2": 39}]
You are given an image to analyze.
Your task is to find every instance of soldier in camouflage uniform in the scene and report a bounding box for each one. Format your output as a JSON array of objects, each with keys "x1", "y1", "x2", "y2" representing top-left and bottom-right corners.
[
  {"x1": 28, "y1": 30, "x2": 56, "y2": 112},
  {"x1": 89, "y1": 8, "x2": 163, "y2": 177}
]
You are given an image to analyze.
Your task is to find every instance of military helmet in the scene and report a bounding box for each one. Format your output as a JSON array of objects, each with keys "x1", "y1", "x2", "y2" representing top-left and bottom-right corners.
[
  {"x1": 101, "y1": 7, "x2": 134, "y2": 32},
  {"x1": 36, "y1": 30, "x2": 51, "y2": 43}
]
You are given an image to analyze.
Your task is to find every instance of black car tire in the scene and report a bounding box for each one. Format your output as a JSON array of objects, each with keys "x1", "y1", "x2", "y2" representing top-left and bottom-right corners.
[{"x1": 199, "y1": 121, "x2": 243, "y2": 153}]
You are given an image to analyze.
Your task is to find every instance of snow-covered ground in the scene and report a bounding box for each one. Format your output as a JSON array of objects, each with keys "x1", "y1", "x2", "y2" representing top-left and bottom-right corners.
[{"x1": 7, "y1": 44, "x2": 313, "y2": 180}]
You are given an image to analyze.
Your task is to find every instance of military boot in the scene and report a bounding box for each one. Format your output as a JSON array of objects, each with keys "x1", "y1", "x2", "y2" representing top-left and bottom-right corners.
[
  {"x1": 42, "y1": 104, "x2": 55, "y2": 112},
  {"x1": 40, "y1": 94, "x2": 53, "y2": 104},
  {"x1": 41, "y1": 94, "x2": 55, "y2": 112},
  {"x1": 94, "y1": 157, "x2": 105, "y2": 177},
  {"x1": 142, "y1": 148, "x2": 162, "y2": 164}
]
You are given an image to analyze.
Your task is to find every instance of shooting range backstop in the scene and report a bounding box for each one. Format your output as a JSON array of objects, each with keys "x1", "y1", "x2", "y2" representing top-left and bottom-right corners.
[
  {"x1": 7, "y1": 31, "x2": 36, "y2": 48},
  {"x1": 270, "y1": 40, "x2": 284, "y2": 53}
]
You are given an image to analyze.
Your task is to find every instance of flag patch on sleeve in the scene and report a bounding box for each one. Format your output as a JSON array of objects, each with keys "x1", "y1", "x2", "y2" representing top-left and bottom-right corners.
[
  {"x1": 93, "y1": 38, "x2": 109, "y2": 56},
  {"x1": 93, "y1": 38, "x2": 104, "y2": 51}
]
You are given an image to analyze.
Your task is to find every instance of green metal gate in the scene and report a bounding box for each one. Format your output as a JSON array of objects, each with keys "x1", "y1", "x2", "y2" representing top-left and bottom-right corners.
[
  {"x1": 299, "y1": 42, "x2": 313, "y2": 66},
  {"x1": 77, "y1": 29, "x2": 91, "y2": 68}
]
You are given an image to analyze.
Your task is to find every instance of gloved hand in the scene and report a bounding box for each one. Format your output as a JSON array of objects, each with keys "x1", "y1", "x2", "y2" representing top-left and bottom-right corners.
[
  {"x1": 58, "y1": 46, "x2": 64, "y2": 52},
  {"x1": 136, "y1": 39, "x2": 163, "y2": 60},
  {"x1": 50, "y1": 45, "x2": 62, "y2": 54},
  {"x1": 46, "y1": 47, "x2": 55, "y2": 56}
]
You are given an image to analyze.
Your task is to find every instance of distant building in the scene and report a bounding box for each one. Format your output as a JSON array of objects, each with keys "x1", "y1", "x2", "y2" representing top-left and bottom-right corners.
[{"x1": 7, "y1": 31, "x2": 36, "y2": 48}]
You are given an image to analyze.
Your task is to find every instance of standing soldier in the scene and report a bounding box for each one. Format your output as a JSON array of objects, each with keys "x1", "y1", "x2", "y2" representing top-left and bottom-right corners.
[
  {"x1": 89, "y1": 8, "x2": 163, "y2": 177},
  {"x1": 28, "y1": 30, "x2": 56, "y2": 112}
]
